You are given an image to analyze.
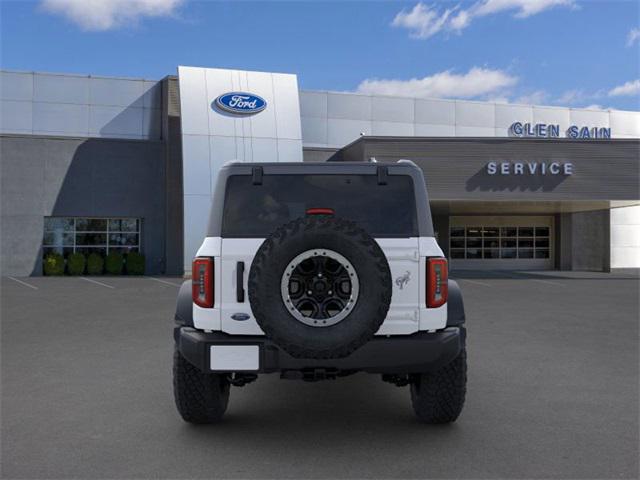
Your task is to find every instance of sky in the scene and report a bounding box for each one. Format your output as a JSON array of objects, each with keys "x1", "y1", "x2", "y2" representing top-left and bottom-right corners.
[{"x1": 1, "y1": 0, "x2": 639, "y2": 111}]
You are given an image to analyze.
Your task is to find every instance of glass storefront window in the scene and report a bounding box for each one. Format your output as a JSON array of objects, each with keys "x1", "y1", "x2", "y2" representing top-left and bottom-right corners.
[
  {"x1": 109, "y1": 218, "x2": 139, "y2": 232},
  {"x1": 109, "y1": 233, "x2": 139, "y2": 246},
  {"x1": 44, "y1": 217, "x2": 74, "y2": 232},
  {"x1": 518, "y1": 239, "x2": 534, "y2": 248},
  {"x1": 43, "y1": 231, "x2": 74, "y2": 246},
  {"x1": 467, "y1": 238, "x2": 482, "y2": 248},
  {"x1": 450, "y1": 224, "x2": 550, "y2": 260},
  {"x1": 466, "y1": 248, "x2": 482, "y2": 259},
  {"x1": 76, "y1": 233, "x2": 107, "y2": 245},
  {"x1": 76, "y1": 219, "x2": 108, "y2": 231},
  {"x1": 483, "y1": 249, "x2": 500, "y2": 259},
  {"x1": 484, "y1": 238, "x2": 499, "y2": 248},
  {"x1": 43, "y1": 217, "x2": 141, "y2": 258}
]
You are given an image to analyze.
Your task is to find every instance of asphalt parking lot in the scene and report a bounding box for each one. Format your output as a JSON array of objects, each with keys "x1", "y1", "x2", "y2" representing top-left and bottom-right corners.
[{"x1": 2, "y1": 271, "x2": 638, "y2": 479}]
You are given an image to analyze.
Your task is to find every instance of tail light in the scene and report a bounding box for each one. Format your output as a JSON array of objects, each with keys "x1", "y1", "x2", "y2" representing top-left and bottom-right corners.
[
  {"x1": 306, "y1": 207, "x2": 335, "y2": 216},
  {"x1": 192, "y1": 257, "x2": 214, "y2": 308},
  {"x1": 427, "y1": 258, "x2": 448, "y2": 308}
]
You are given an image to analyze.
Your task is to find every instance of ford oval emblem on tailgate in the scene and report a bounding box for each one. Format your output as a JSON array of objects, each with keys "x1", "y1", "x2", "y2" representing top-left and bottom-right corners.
[
  {"x1": 214, "y1": 92, "x2": 266, "y2": 115},
  {"x1": 231, "y1": 313, "x2": 251, "y2": 321}
]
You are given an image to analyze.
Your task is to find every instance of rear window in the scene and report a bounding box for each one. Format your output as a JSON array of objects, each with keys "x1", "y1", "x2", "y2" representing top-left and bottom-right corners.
[{"x1": 222, "y1": 174, "x2": 417, "y2": 237}]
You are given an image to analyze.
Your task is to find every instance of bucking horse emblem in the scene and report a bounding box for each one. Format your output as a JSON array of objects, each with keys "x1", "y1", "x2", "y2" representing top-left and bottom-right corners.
[{"x1": 395, "y1": 270, "x2": 411, "y2": 290}]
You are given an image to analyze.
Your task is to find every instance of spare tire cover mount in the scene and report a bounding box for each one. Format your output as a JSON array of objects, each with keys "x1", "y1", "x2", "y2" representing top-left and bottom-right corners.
[
  {"x1": 280, "y1": 248, "x2": 360, "y2": 327},
  {"x1": 248, "y1": 216, "x2": 392, "y2": 359}
]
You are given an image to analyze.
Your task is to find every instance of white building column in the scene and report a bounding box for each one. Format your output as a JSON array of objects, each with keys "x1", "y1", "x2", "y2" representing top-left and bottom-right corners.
[{"x1": 610, "y1": 205, "x2": 640, "y2": 268}]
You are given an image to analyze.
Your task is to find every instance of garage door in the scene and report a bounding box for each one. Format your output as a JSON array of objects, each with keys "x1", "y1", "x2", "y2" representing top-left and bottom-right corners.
[{"x1": 448, "y1": 216, "x2": 554, "y2": 270}]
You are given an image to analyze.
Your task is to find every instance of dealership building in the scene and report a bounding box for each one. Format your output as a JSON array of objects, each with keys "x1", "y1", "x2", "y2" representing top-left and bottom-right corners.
[{"x1": 1, "y1": 66, "x2": 639, "y2": 276}]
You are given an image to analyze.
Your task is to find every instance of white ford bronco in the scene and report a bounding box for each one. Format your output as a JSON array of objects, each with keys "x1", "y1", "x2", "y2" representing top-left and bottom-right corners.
[{"x1": 173, "y1": 161, "x2": 467, "y2": 423}]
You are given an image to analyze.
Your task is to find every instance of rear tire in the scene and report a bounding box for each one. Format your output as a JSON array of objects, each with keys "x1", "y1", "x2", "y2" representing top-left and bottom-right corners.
[
  {"x1": 410, "y1": 347, "x2": 467, "y2": 424},
  {"x1": 173, "y1": 345, "x2": 230, "y2": 424}
]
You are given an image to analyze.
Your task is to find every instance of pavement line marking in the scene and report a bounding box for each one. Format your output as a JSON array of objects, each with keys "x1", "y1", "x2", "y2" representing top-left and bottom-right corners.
[
  {"x1": 80, "y1": 277, "x2": 115, "y2": 289},
  {"x1": 7, "y1": 276, "x2": 38, "y2": 290},
  {"x1": 531, "y1": 278, "x2": 565, "y2": 287},
  {"x1": 460, "y1": 279, "x2": 492, "y2": 287},
  {"x1": 147, "y1": 277, "x2": 182, "y2": 287}
]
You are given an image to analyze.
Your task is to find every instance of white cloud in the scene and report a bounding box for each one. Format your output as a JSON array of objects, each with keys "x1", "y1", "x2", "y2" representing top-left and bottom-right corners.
[
  {"x1": 40, "y1": 0, "x2": 184, "y2": 31},
  {"x1": 553, "y1": 88, "x2": 613, "y2": 107},
  {"x1": 391, "y1": 3, "x2": 457, "y2": 39},
  {"x1": 470, "y1": 0, "x2": 576, "y2": 19},
  {"x1": 608, "y1": 79, "x2": 640, "y2": 97},
  {"x1": 557, "y1": 89, "x2": 587, "y2": 105},
  {"x1": 515, "y1": 90, "x2": 548, "y2": 105},
  {"x1": 356, "y1": 67, "x2": 518, "y2": 99},
  {"x1": 392, "y1": 0, "x2": 576, "y2": 39},
  {"x1": 354, "y1": 71, "x2": 638, "y2": 109},
  {"x1": 627, "y1": 28, "x2": 640, "y2": 47}
]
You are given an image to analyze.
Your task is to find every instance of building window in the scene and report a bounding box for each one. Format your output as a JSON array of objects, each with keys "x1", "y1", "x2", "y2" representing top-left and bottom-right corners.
[
  {"x1": 43, "y1": 217, "x2": 141, "y2": 258},
  {"x1": 450, "y1": 225, "x2": 549, "y2": 260}
]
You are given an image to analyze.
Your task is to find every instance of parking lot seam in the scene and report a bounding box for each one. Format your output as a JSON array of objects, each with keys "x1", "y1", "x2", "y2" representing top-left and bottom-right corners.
[
  {"x1": 80, "y1": 277, "x2": 115, "y2": 289},
  {"x1": 7, "y1": 277, "x2": 38, "y2": 290},
  {"x1": 146, "y1": 277, "x2": 182, "y2": 287}
]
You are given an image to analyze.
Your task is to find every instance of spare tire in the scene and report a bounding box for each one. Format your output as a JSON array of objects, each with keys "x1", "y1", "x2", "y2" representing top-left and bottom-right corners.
[{"x1": 248, "y1": 215, "x2": 392, "y2": 359}]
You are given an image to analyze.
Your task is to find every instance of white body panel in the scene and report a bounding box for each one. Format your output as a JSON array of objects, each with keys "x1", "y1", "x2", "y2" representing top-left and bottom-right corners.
[
  {"x1": 375, "y1": 238, "x2": 421, "y2": 335},
  {"x1": 192, "y1": 236, "x2": 447, "y2": 334},
  {"x1": 219, "y1": 238, "x2": 266, "y2": 335}
]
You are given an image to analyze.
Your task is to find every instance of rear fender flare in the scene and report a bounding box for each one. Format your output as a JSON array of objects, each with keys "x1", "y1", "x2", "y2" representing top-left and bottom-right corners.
[
  {"x1": 446, "y1": 280, "x2": 465, "y2": 326},
  {"x1": 175, "y1": 280, "x2": 193, "y2": 327}
]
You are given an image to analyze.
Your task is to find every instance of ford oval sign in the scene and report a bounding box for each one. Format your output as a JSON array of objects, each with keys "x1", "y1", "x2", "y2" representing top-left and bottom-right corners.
[{"x1": 214, "y1": 92, "x2": 266, "y2": 115}]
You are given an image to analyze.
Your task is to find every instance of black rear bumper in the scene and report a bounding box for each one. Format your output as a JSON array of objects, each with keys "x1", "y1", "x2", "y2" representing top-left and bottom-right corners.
[{"x1": 175, "y1": 326, "x2": 465, "y2": 375}]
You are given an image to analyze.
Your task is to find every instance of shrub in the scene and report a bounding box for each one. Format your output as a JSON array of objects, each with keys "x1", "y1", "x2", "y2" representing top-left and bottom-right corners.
[
  {"x1": 67, "y1": 252, "x2": 86, "y2": 275},
  {"x1": 105, "y1": 252, "x2": 124, "y2": 275},
  {"x1": 43, "y1": 253, "x2": 65, "y2": 276},
  {"x1": 86, "y1": 253, "x2": 104, "y2": 275},
  {"x1": 125, "y1": 252, "x2": 145, "y2": 275}
]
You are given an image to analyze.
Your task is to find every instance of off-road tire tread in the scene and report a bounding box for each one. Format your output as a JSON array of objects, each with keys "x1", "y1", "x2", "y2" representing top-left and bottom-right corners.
[
  {"x1": 173, "y1": 346, "x2": 230, "y2": 423},
  {"x1": 248, "y1": 216, "x2": 391, "y2": 359},
  {"x1": 410, "y1": 347, "x2": 467, "y2": 424}
]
